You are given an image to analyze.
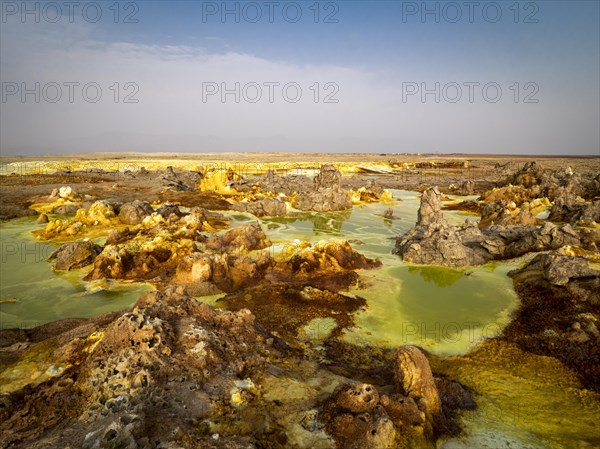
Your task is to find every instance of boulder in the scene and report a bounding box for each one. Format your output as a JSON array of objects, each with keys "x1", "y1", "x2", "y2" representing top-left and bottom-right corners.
[
  {"x1": 293, "y1": 165, "x2": 352, "y2": 212},
  {"x1": 331, "y1": 383, "x2": 380, "y2": 414},
  {"x1": 327, "y1": 408, "x2": 396, "y2": 449},
  {"x1": 314, "y1": 164, "x2": 342, "y2": 189},
  {"x1": 48, "y1": 240, "x2": 103, "y2": 271},
  {"x1": 293, "y1": 187, "x2": 352, "y2": 212},
  {"x1": 171, "y1": 251, "x2": 273, "y2": 296},
  {"x1": 158, "y1": 166, "x2": 196, "y2": 191},
  {"x1": 84, "y1": 243, "x2": 175, "y2": 281},
  {"x1": 393, "y1": 346, "x2": 442, "y2": 436},
  {"x1": 231, "y1": 197, "x2": 287, "y2": 217},
  {"x1": 155, "y1": 203, "x2": 183, "y2": 219},
  {"x1": 118, "y1": 200, "x2": 154, "y2": 225},
  {"x1": 319, "y1": 344, "x2": 459, "y2": 448},
  {"x1": 85, "y1": 200, "x2": 118, "y2": 224},
  {"x1": 510, "y1": 252, "x2": 600, "y2": 286},
  {"x1": 379, "y1": 394, "x2": 424, "y2": 428},
  {"x1": 205, "y1": 223, "x2": 271, "y2": 254},
  {"x1": 51, "y1": 205, "x2": 80, "y2": 215},
  {"x1": 258, "y1": 170, "x2": 313, "y2": 196}
]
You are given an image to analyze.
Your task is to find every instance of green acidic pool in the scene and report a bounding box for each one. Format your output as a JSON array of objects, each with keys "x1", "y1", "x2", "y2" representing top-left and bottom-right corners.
[
  {"x1": 257, "y1": 190, "x2": 519, "y2": 355},
  {"x1": 0, "y1": 217, "x2": 153, "y2": 329},
  {"x1": 1, "y1": 190, "x2": 517, "y2": 357}
]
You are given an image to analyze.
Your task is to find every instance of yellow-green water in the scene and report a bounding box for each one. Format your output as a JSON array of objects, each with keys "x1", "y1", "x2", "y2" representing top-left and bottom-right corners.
[
  {"x1": 1, "y1": 190, "x2": 518, "y2": 357},
  {"x1": 0, "y1": 218, "x2": 153, "y2": 329},
  {"x1": 0, "y1": 190, "x2": 597, "y2": 448},
  {"x1": 257, "y1": 190, "x2": 519, "y2": 355}
]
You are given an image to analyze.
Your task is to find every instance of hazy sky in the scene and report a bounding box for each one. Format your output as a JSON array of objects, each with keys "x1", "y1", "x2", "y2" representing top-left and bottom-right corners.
[{"x1": 1, "y1": 0, "x2": 599, "y2": 155}]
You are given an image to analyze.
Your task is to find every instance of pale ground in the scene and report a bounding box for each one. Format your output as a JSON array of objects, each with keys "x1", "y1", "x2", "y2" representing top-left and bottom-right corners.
[{"x1": 0, "y1": 152, "x2": 598, "y2": 220}]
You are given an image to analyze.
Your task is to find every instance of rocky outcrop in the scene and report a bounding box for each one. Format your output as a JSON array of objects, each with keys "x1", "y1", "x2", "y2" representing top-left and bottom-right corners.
[
  {"x1": 500, "y1": 162, "x2": 598, "y2": 202},
  {"x1": 417, "y1": 186, "x2": 445, "y2": 225},
  {"x1": 393, "y1": 346, "x2": 441, "y2": 437},
  {"x1": 118, "y1": 200, "x2": 154, "y2": 225},
  {"x1": 158, "y1": 166, "x2": 197, "y2": 191},
  {"x1": 37, "y1": 200, "x2": 120, "y2": 239},
  {"x1": 506, "y1": 252, "x2": 600, "y2": 390},
  {"x1": 458, "y1": 180, "x2": 475, "y2": 195},
  {"x1": 348, "y1": 180, "x2": 391, "y2": 204},
  {"x1": 256, "y1": 170, "x2": 313, "y2": 196},
  {"x1": 293, "y1": 165, "x2": 352, "y2": 212},
  {"x1": 314, "y1": 164, "x2": 342, "y2": 189},
  {"x1": 319, "y1": 345, "x2": 467, "y2": 448},
  {"x1": 205, "y1": 223, "x2": 272, "y2": 254},
  {"x1": 479, "y1": 201, "x2": 541, "y2": 227},
  {"x1": 155, "y1": 202, "x2": 183, "y2": 219},
  {"x1": 393, "y1": 187, "x2": 491, "y2": 266},
  {"x1": 83, "y1": 238, "x2": 196, "y2": 281},
  {"x1": 510, "y1": 252, "x2": 600, "y2": 287},
  {"x1": 548, "y1": 188, "x2": 600, "y2": 225},
  {"x1": 48, "y1": 240, "x2": 103, "y2": 271},
  {"x1": 0, "y1": 287, "x2": 277, "y2": 449},
  {"x1": 231, "y1": 197, "x2": 287, "y2": 217},
  {"x1": 480, "y1": 185, "x2": 533, "y2": 204},
  {"x1": 394, "y1": 187, "x2": 587, "y2": 267},
  {"x1": 174, "y1": 238, "x2": 381, "y2": 296},
  {"x1": 51, "y1": 204, "x2": 80, "y2": 215},
  {"x1": 322, "y1": 387, "x2": 396, "y2": 449},
  {"x1": 497, "y1": 221, "x2": 582, "y2": 259},
  {"x1": 171, "y1": 251, "x2": 273, "y2": 296},
  {"x1": 294, "y1": 187, "x2": 352, "y2": 212},
  {"x1": 504, "y1": 161, "x2": 545, "y2": 188},
  {"x1": 269, "y1": 239, "x2": 382, "y2": 291}
]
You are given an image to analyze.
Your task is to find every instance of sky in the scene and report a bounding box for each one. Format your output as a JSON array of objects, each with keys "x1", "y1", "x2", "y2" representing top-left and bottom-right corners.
[{"x1": 0, "y1": 0, "x2": 599, "y2": 155}]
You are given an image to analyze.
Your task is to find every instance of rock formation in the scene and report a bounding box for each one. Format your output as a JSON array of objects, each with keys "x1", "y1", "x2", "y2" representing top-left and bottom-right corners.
[
  {"x1": 118, "y1": 200, "x2": 154, "y2": 225},
  {"x1": 205, "y1": 223, "x2": 272, "y2": 254},
  {"x1": 48, "y1": 240, "x2": 103, "y2": 271},
  {"x1": 231, "y1": 197, "x2": 287, "y2": 217},
  {"x1": 319, "y1": 345, "x2": 468, "y2": 448},
  {"x1": 293, "y1": 165, "x2": 353, "y2": 212},
  {"x1": 0, "y1": 288, "x2": 275, "y2": 449},
  {"x1": 394, "y1": 187, "x2": 590, "y2": 267},
  {"x1": 506, "y1": 252, "x2": 600, "y2": 390}
]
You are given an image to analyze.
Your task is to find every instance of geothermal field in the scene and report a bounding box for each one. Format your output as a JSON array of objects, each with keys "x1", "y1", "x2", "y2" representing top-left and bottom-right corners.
[{"x1": 0, "y1": 154, "x2": 598, "y2": 449}]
